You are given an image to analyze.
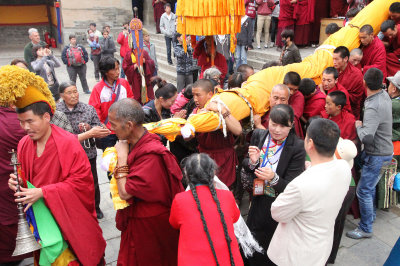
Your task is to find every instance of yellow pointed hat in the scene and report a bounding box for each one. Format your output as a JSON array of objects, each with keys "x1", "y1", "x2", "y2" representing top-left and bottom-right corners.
[{"x1": 0, "y1": 65, "x2": 55, "y2": 112}]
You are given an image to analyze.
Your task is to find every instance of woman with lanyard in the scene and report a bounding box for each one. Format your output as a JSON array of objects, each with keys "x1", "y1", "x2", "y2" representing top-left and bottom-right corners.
[{"x1": 242, "y1": 104, "x2": 306, "y2": 265}]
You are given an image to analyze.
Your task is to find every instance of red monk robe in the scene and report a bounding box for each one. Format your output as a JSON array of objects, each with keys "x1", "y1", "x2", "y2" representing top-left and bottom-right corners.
[
  {"x1": 123, "y1": 49, "x2": 156, "y2": 105},
  {"x1": 152, "y1": 0, "x2": 164, "y2": 34},
  {"x1": 361, "y1": 36, "x2": 387, "y2": 78},
  {"x1": 193, "y1": 40, "x2": 227, "y2": 87},
  {"x1": 321, "y1": 109, "x2": 357, "y2": 140},
  {"x1": 303, "y1": 89, "x2": 326, "y2": 120},
  {"x1": 330, "y1": 0, "x2": 348, "y2": 17},
  {"x1": 294, "y1": 0, "x2": 315, "y2": 46},
  {"x1": 337, "y1": 63, "x2": 365, "y2": 119},
  {"x1": 276, "y1": 0, "x2": 295, "y2": 47},
  {"x1": 116, "y1": 132, "x2": 183, "y2": 266},
  {"x1": 288, "y1": 90, "x2": 305, "y2": 138},
  {"x1": 17, "y1": 125, "x2": 106, "y2": 265},
  {"x1": 320, "y1": 83, "x2": 352, "y2": 114},
  {"x1": 311, "y1": 0, "x2": 330, "y2": 44},
  {"x1": 386, "y1": 24, "x2": 400, "y2": 77}
]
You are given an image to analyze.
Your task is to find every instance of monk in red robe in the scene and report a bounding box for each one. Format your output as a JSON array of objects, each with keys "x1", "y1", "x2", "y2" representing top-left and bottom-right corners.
[
  {"x1": 9, "y1": 99, "x2": 106, "y2": 265},
  {"x1": 311, "y1": 0, "x2": 330, "y2": 44},
  {"x1": 284, "y1": 71, "x2": 304, "y2": 137},
  {"x1": 381, "y1": 20, "x2": 400, "y2": 77},
  {"x1": 190, "y1": 79, "x2": 242, "y2": 188},
  {"x1": 389, "y1": 2, "x2": 400, "y2": 24},
  {"x1": 109, "y1": 98, "x2": 183, "y2": 266},
  {"x1": 330, "y1": 0, "x2": 348, "y2": 17},
  {"x1": 152, "y1": 0, "x2": 165, "y2": 34},
  {"x1": 194, "y1": 37, "x2": 227, "y2": 87},
  {"x1": 359, "y1": 24, "x2": 387, "y2": 78},
  {"x1": 321, "y1": 91, "x2": 357, "y2": 140},
  {"x1": 276, "y1": 0, "x2": 295, "y2": 47},
  {"x1": 294, "y1": 0, "x2": 315, "y2": 46},
  {"x1": 299, "y1": 78, "x2": 326, "y2": 124},
  {"x1": 122, "y1": 48, "x2": 156, "y2": 105}
]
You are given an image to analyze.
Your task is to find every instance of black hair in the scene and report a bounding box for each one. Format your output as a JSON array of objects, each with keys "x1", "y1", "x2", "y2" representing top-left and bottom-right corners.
[
  {"x1": 32, "y1": 44, "x2": 45, "y2": 59},
  {"x1": 99, "y1": 56, "x2": 120, "y2": 79},
  {"x1": 328, "y1": 90, "x2": 347, "y2": 109},
  {"x1": 183, "y1": 153, "x2": 235, "y2": 266},
  {"x1": 298, "y1": 78, "x2": 316, "y2": 96},
  {"x1": 183, "y1": 84, "x2": 193, "y2": 99},
  {"x1": 89, "y1": 22, "x2": 96, "y2": 27},
  {"x1": 228, "y1": 72, "x2": 244, "y2": 89},
  {"x1": 237, "y1": 64, "x2": 254, "y2": 74},
  {"x1": 193, "y1": 79, "x2": 214, "y2": 93},
  {"x1": 16, "y1": 102, "x2": 53, "y2": 117},
  {"x1": 10, "y1": 59, "x2": 29, "y2": 68},
  {"x1": 262, "y1": 61, "x2": 280, "y2": 69},
  {"x1": 165, "y1": 3, "x2": 171, "y2": 8},
  {"x1": 155, "y1": 82, "x2": 177, "y2": 99},
  {"x1": 364, "y1": 68, "x2": 383, "y2": 91},
  {"x1": 389, "y1": 2, "x2": 400, "y2": 13},
  {"x1": 59, "y1": 81, "x2": 76, "y2": 94},
  {"x1": 69, "y1": 34, "x2": 76, "y2": 40},
  {"x1": 381, "y1": 20, "x2": 396, "y2": 33},
  {"x1": 360, "y1": 24, "x2": 374, "y2": 35},
  {"x1": 176, "y1": 32, "x2": 182, "y2": 38},
  {"x1": 306, "y1": 118, "x2": 340, "y2": 157},
  {"x1": 323, "y1": 67, "x2": 339, "y2": 80},
  {"x1": 346, "y1": 7, "x2": 360, "y2": 19},
  {"x1": 333, "y1": 46, "x2": 350, "y2": 60},
  {"x1": 325, "y1": 23, "x2": 340, "y2": 35},
  {"x1": 269, "y1": 104, "x2": 294, "y2": 127},
  {"x1": 281, "y1": 29, "x2": 294, "y2": 41},
  {"x1": 283, "y1": 71, "x2": 301, "y2": 86}
]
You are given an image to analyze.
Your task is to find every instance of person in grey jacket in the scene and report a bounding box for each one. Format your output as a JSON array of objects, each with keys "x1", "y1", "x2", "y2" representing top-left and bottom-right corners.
[
  {"x1": 347, "y1": 68, "x2": 393, "y2": 240},
  {"x1": 160, "y1": 3, "x2": 176, "y2": 65},
  {"x1": 99, "y1": 30, "x2": 116, "y2": 58},
  {"x1": 175, "y1": 33, "x2": 193, "y2": 92},
  {"x1": 31, "y1": 45, "x2": 61, "y2": 101}
]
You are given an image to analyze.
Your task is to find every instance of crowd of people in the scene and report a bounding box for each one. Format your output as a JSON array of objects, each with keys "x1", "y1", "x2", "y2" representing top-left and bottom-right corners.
[{"x1": 1, "y1": 1, "x2": 400, "y2": 266}]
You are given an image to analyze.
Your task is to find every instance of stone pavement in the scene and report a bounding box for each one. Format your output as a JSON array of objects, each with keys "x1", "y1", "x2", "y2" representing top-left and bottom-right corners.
[{"x1": 0, "y1": 45, "x2": 399, "y2": 266}]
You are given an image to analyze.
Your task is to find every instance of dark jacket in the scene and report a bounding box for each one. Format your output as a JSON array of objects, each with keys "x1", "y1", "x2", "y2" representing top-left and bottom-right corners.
[
  {"x1": 281, "y1": 43, "x2": 302, "y2": 66},
  {"x1": 61, "y1": 44, "x2": 89, "y2": 66},
  {"x1": 99, "y1": 37, "x2": 116, "y2": 57},
  {"x1": 237, "y1": 17, "x2": 252, "y2": 47},
  {"x1": 143, "y1": 100, "x2": 171, "y2": 145},
  {"x1": 174, "y1": 43, "x2": 193, "y2": 75}
]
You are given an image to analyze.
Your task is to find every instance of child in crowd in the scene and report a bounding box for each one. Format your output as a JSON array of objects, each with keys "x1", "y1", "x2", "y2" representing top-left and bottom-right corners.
[
  {"x1": 171, "y1": 84, "x2": 193, "y2": 114},
  {"x1": 143, "y1": 28, "x2": 158, "y2": 76},
  {"x1": 175, "y1": 33, "x2": 194, "y2": 92},
  {"x1": 298, "y1": 78, "x2": 326, "y2": 125}
]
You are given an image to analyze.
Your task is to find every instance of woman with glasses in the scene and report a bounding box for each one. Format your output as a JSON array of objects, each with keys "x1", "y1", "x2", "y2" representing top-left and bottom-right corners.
[{"x1": 56, "y1": 81, "x2": 110, "y2": 219}]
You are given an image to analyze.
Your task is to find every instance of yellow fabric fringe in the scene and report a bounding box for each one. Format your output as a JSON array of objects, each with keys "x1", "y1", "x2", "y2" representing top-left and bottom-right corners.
[{"x1": 52, "y1": 248, "x2": 77, "y2": 266}]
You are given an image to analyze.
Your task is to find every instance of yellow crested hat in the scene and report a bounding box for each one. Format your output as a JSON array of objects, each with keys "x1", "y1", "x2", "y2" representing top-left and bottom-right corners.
[{"x1": 0, "y1": 65, "x2": 55, "y2": 112}]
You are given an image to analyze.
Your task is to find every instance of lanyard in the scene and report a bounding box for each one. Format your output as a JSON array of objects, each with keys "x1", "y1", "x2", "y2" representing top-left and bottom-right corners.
[{"x1": 261, "y1": 135, "x2": 286, "y2": 168}]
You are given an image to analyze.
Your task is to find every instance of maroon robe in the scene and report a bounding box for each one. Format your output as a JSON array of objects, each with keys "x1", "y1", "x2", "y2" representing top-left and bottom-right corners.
[
  {"x1": 116, "y1": 132, "x2": 183, "y2": 266},
  {"x1": 386, "y1": 24, "x2": 400, "y2": 77},
  {"x1": 123, "y1": 49, "x2": 156, "y2": 105},
  {"x1": 276, "y1": 0, "x2": 295, "y2": 47},
  {"x1": 321, "y1": 83, "x2": 352, "y2": 115},
  {"x1": 330, "y1": 0, "x2": 348, "y2": 17},
  {"x1": 18, "y1": 125, "x2": 106, "y2": 265},
  {"x1": 0, "y1": 107, "x2": 30, "y2": 263},
  {"x1": 152, "y1": 0, "x2": 164, "y2": 33},
  {"x1": 288, "y1": 91, "x2": 305, "y2": 138},
  {"x1": 303, "y1": 90, "x2": 326, "y2": 119},
  {"x1": 261, "y1": 110, "x2": 270, "y2": 129},
  {"x1": 321, "y1": 110, "x2": 357, "y2": 140},
  {"x1": 311, "y1": 0, "x2": 330, "y2": 43},
  {"x1": 361, "y1": 36, "x2": 387, "y2": 78},
  {"x1": 337, "y1": 63, "x2": 365, "y2": 119},
  {"x1": 197, "y1": 131, "x2": 238, "y2": 187},
  {"x1": 294, "y1": 0, "x2": 315, "y2": 46}
]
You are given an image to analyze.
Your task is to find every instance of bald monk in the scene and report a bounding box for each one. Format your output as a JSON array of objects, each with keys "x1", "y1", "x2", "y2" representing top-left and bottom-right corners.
[
  {"x1": 389, "y1": 2, "x2": 400, "y2": 24},
  {"x1": 254, "y1": 84, "x2": 290, "y2": 130},
  {"x1": 109, "y1": 98, "x2": 184, "y2": 265},
  {"x1": 350, "y1": 48, "x2": 363, "y2": 69},
  {"x1": 333, "y1": 46, "x2": 365, "y2": 119},
  {"x1": 321, "y1": 91, "x2": 357, "y2": 141},
  {"x1": 190, "y1": 79, "x2": 242, "y2": 188},
  {"x1": 330, "y1": 0, "x2": 348, "y2": 17},
  {"x1": 284, "y1": 71, "x2": 304, "y2": 138},
  {"x1": 359, "y1": 24, "x2": 387, "y2": 78},
  {"x1": 299, "y1": 78, "x2": 326, "y2": 124},
  {"x1": 381, "y1": 20, "x2": 400, "y2": 77}
]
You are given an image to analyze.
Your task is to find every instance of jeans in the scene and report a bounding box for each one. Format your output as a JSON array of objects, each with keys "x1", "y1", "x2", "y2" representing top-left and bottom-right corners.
[
  {"x1": 357, "y1": 151, "x2": 392, "y2": 233},
  {"x1": 235, "y1": 45, "x2": 247, "y2": 70},
  {"x1": 177, "y1": 73, "x2": 193, "y2": 92},
  {"x1": 91, "y1": 54, "x2": 101, "y2": 80},
  {"x1": 67, "y1": 64, "x2": 90, "y2": 92},
  {"x1": 256, "y1": 15, "x2": 271, "y2": 47},
  {"x1": 247, "y1": 18, "x2": 255, "y2": 48},
  {"x1": 120, "y1": 56, "x2": 126, "y2": 78},
  {"x1": 165, "y1": 36, "x2": 173, "y2": 63}
]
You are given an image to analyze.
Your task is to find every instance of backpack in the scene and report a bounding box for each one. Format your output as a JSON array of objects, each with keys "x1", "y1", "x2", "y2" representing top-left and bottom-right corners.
[{"x1": 66, "y1": 46, "x2": 84, "y2": 66}]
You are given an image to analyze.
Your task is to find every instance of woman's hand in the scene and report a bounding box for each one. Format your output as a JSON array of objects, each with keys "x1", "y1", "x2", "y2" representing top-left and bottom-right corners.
[
  {"x1": 254, "y1": 167, "x2": 275, "y2": 182},
  {"x1": 173, "y1": 110, "x2": 187, "y2": 119},
  {"x1": 248, "y1": 146, "x2": 261, "y2": 165},
  {"x1": 89, "y1": 126, "x2": 111, "y2": 138}
]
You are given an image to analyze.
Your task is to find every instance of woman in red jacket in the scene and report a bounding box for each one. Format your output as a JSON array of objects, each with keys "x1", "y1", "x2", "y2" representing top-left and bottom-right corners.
[{"x1": 169, "y1": 153, "x2": 243, "y2": 266}]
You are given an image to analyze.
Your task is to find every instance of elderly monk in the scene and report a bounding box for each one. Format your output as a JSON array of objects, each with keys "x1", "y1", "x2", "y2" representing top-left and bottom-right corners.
[
  {"x1": 109, "y1": 98, "x2": 183, "y2": 265},
  {"x1": 359, "y1": 24, "x2": 387, "y2": 79},
  {"x1": 381, "y1": 20, "x2": 400, "y2": 77},
  {"x1": 255, "y1": 84, "x2": 290, "y2": 130},
  {"x1": 350, "y1": 48, "x2": 363, "y2": 69},
  {"x1": 8, "y1": 89, "x2": 106, "y2": 265},
  {"x1": 333, "y1": 46, "x2": 365, "y2": 119}
]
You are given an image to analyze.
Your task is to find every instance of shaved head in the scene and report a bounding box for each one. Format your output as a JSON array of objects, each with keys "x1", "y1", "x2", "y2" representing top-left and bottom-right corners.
[
  {"x1": 109, "y1": 98, "x2": 144, "y2": 125},
  {"x1": 270, "y1": 84, "x2": 290, "y2": 108}
]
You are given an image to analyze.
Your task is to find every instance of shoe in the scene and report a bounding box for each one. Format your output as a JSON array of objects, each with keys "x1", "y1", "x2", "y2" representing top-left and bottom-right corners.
[
  {"x1": 269, "y1": 42, "x2": 275, "y2": 48},
  {"x1": 264, "y1": 45, "x2": 268, "y2": 49},
  {"x1": 84, "y1": 90, "x2": 91, "y2": 94},
  {"x1": 346, "y1": 228, "x2": 372, "y2": 239},
  {"x1": 96, "y1": 209, "x2": 104, "y2": 220},
  {"x1": 168, "y1": 62, "x2": 174, "y2": 66},
  {"x1": 257, "y1": 46, "x2": 261, "y2": 49}
]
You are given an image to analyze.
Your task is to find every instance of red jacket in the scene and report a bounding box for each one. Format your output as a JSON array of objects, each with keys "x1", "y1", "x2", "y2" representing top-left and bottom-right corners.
[
  {"x1": 169, "y1": 186, "x2": 243, "y2": 266},
  {"x1": 88, "y1": 78, "x2": 133, "y2": 130},
  {"x1": 256, "y1": 0, "x2": 274, "y2": 15},
  {"x1": 117, "y1": 31, "x2": 130, "y2": 58},
  {"x1": 245, "y1": 0, "x2": 257, "y2": 18}
]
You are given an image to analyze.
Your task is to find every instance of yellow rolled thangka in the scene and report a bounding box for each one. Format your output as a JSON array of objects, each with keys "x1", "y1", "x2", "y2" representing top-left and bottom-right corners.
[
  {"x1": 143, "y1": 118, "x2": 187, "y2": 141},
  {"x1": 101, "y1": 147, "x2": 130, "y2": 210}
]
